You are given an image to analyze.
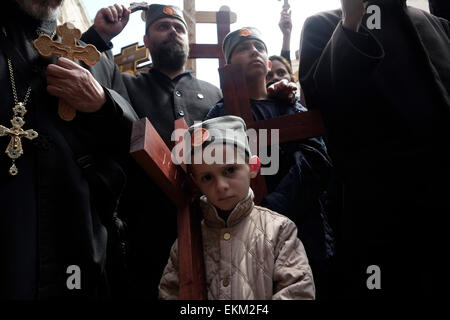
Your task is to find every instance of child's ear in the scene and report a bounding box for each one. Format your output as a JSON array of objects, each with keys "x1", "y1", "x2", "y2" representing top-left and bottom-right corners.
[
  {"x1": 249, "y1": 155, "x2": 261, "y2": 179},
  {"x1": 268, "y1": 60, "x2": 273, "y2": 70}
]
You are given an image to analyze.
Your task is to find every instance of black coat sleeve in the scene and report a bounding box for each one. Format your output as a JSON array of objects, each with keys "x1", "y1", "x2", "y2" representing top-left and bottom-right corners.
[
  {"x1": 81, "y1": 26, "x2": 114, "y2": 53},
  {"x1": 75, "y1": 56, "x2": 138, "y2": 156},
  {"x1": 439, "y1": 17, "x2": 450, "y2": 37},
  {"x1": 300, "y1": 13, "x2": 384, "y2": 107},
  {"x1": 429, "y1": 0, "x2": 450, "y2": 21}
]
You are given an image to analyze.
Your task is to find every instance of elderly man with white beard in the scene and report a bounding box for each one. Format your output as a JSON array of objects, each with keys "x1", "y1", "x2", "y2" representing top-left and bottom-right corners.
[{"x1": 0, "y1": 0, "x2": 137, "y2": 299}]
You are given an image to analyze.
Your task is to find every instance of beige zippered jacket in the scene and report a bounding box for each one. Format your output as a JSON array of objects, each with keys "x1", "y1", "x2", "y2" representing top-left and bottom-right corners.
[{"x1": 159, "y1": 190, "x2": 315, "y2": 300}]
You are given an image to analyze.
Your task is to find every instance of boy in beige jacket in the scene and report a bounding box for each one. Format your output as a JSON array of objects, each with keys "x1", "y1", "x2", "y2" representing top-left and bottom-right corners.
[{"x1": 159, "y1": 116, "x2": 315, "y2": 300}]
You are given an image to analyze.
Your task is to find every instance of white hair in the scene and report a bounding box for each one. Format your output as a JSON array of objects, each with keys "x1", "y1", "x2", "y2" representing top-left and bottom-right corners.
[{"x1": 16, "y1": 0, "x2": 63, "y2": 21}]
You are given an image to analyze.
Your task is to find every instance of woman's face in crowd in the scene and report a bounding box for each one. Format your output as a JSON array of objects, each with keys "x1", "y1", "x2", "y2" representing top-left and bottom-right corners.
[{"x1": 266, "y1": 59, "x2": 291, "y2": 86}]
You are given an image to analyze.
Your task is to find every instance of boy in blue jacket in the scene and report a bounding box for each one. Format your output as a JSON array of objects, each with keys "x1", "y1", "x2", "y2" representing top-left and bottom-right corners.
[{"x1": 204, "y1": 27, "x2": 334, "y2": 299}]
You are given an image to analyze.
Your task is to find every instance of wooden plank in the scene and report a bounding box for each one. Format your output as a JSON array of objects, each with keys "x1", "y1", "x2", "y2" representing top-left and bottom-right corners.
[
  {"x1": 219, "y1": 64, "x2": 254, "y2": 124},
  {"x1": 219, "y1": 64, "x2": 268, "y2": 205},
  {"x1": 173, "y1": 117, "x2": 206, "y2": 299},
  {"x1": 248, "y1": 110, "x2": 326, "y2": 145},
  {"x1": 184, "y1": 0, "x2": 197, "y2": 73},
  {"x1": 189, "y1": 44, "x2": 221, "y2": 59},
  {"x1": 195, "y1": 10, "x2": 237, "y2": 24},
  {"x1": 177, "y1": 200, "x2": 206, "y2": 300},
  {"x1": 130, "y1": 117, "x2": 206, "y2": 300},
  {"x1": 216, "y1": 10, "x2": 231, "y2": 67},
  {"x1": 130, "y1": 118, "x2": 186, "y2": 207}
]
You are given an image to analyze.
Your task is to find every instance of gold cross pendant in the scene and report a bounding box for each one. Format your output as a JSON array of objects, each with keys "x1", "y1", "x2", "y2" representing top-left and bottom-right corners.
[{"x1": 0, "y1": 108, "x2": 38, "y2": 176}]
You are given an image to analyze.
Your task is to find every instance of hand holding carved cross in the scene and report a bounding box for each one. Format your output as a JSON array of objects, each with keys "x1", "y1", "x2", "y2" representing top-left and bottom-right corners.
[
  {"x1": 46, "y1": 57, "x2": 106, "y2": 114},
  {"x1": 34, "y1": 22, "x2": 102, "y2": 120}
]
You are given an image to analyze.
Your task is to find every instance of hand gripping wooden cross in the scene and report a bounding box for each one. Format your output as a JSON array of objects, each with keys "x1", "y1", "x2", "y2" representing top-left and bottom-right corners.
[{"x1": 33, "y1": 22, "x2": 101, "y2": 121}]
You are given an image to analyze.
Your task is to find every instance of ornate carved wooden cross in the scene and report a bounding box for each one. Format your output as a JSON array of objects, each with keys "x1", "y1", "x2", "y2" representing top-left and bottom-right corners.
[
  {"x1": 112, "y1": 3, "x2": 151, "y2": 75},
  {"x1": 130, "y1": 117, "x2": 206, "y2": 300},
  {"x1": 113, "y1": 1, "x2": 236, "y2": 74},
  {"x1": 219, "y1": 64, "x2": 325, "y2": 204},
  {"x1": 33, "y1": 22, "x2": 101, "y2": 121},
  {"x1": 114, "y1": 42, "x2": 149, "y2": 75}
]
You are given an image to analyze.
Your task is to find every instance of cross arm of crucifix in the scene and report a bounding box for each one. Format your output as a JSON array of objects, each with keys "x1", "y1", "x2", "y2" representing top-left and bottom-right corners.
[
  {"x1": 0, "y1": 121, "x2": 38, "y2": 160},
  {"x1": 0, "y1": 125, "x2": 9, "y2": 136},
  {"x1": 219, "y1": 64, "x2": 326, "y2": 204},
  {"x1": 220, "y1": 64, "x2": 325, "y2": 143}
]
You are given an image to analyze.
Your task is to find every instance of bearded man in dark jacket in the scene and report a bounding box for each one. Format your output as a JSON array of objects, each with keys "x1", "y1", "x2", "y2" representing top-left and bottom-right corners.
[
  {"x1": 81, "y1": 4, "x2": 223, "y2": 298},
  {"x1": 0, "y1": 0, "x2": 137, "y2": 299},
  {"x1": 300, "y1": 0, "x2": 449, "y2": 298}
]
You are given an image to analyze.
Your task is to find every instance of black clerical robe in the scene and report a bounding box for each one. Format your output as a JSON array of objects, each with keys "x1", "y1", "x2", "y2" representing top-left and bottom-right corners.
[
  {"x1": 299, "y1": 0, "x2": 450, "y2": 298},
  {"x1": 0, "y1": 0, "x2": 137, "y2": 299},
  {"x1": 429, "y1": 0, "x2": 450, "y2": 21}
]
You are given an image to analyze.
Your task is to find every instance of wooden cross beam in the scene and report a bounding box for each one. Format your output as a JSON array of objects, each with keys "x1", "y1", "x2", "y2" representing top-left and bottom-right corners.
[
  {"x1": 130, "y1": 117, "x2": 206, "y2": 300},
  {"x1": 34, "y1": 22, "x2": 101, "y2": 121},
  {"x1": 184, "y1": 1, "x2": 237, "y2": 71},
  {"x1": 114, "y1": 42, "x2": 150, "y2": 75},
  {"x1": 188, "y1": 7, "x2": 232, "y2": 68},
  {"x1": 219, "y1": 63, "x2": 325, "y2": 204}
]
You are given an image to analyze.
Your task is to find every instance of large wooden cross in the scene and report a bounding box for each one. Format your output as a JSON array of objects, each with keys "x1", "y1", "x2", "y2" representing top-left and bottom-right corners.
[
  {"x1": 184, "y1": 1, "x2": 237, "y2": 72},
  {"x1": 129, "y1": 64, "x2": 325, "y2": 300},
  {"x1": 219, "y1": 64, "x2": 325, "y2": 204},
  {"x1": 130, "y1": 117, "x2": 206, "y2": 300},
  {"x1": 34, "y1": 22, "x2": 101, "y2": 121}
]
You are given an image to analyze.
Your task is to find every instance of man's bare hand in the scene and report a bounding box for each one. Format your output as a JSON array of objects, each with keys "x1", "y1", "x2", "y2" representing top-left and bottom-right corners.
[
  {"x1": 46, "y1": 57, "x2": 106, "y2": 113},
  {"x1": 267, "y1": 79, "x2": 298, "y2": 105},
  {"x1": 94, "y1": 4, "x2": 130, "y2": 43},
  {"x1": 279, "y1": 4, "x2": 292, "y2": 37},
  {"x1": 341, "y1": 0, "x2": 366, "y2": 31}
]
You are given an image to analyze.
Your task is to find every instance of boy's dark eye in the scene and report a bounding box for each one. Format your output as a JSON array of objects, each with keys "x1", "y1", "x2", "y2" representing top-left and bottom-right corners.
[
  {"x1": 255, "y1": 43, "x2": 265, "y2": 52},
  {"x1": 201, "y1": 174, "x2": 212, "y2": 182},
  {"x1": 158, "y1": 23, "x2": 169, "y2": 30},
  {"x1": 235, "y1": 45, "x2": 246, "y2": 53},
  {"x1": 225, "y1": 167, "x2": 236, "y2": 175},
  {"x1": 175, "y1": 24, "x2": 185, "y2": 33}
]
